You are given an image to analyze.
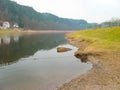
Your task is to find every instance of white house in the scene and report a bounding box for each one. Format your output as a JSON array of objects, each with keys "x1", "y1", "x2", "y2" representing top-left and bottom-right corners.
[
  {"x1": 13, "y1": 23, "x2": 19, "y2": 28},
  {"x1": 0, "y1": 26, "x2": 2, "y2": 29},
  {"x1": 2, "y1": 21, "x2": 10, "y2": 29}
]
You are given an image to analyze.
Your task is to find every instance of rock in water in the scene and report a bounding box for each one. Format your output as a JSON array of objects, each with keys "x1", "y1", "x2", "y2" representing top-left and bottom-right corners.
[{"x1": 57, "y1": 47, "x2": 72, "y2": 52}]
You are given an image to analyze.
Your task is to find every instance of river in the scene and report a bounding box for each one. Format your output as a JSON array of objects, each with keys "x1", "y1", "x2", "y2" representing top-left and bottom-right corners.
[{"x1": 0, "y1": 33, "x2": 91, "y2": 90}]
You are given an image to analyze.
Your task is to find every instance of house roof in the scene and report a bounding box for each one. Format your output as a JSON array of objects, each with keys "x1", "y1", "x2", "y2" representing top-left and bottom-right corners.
[
  {"x1": 2, "y1": 21, "x2": 9, "y2": 23},
  {"x1": 2, "y1": 21, "x2": 10, "y2": 25}
]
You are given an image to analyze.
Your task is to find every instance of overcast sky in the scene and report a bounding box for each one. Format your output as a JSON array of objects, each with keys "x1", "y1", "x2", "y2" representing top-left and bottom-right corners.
[{"x1": 12, "y1": 0, "x2": 120, "y2": 23}]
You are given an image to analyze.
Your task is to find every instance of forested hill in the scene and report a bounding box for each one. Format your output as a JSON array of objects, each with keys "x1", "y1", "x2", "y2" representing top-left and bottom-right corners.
[{"x1": 0, "y1": 0, "x2": 93, "y2": 30}]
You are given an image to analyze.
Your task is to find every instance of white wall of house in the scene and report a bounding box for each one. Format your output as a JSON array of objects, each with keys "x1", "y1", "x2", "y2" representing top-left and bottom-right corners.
[
  {"x1": 2, "y1": 22, "x2": 10, "y2": 29},
  {"x1": 13, "y1": 23, "x2": 19, "y2": 28}
]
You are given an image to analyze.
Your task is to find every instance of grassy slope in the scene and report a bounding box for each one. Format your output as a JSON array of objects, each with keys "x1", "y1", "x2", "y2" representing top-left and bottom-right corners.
[{"x1": 67, "y1": 26, "x2": 120, "y2": 54}]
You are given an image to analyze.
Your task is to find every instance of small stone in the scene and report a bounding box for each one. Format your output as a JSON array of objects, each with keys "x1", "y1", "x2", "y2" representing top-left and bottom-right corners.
[{"x1": 57, "y1": 47, "x2": 72, "y2": 52}]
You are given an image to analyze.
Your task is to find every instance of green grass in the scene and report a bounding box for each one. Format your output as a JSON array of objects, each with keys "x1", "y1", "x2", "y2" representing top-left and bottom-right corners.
[{"x1": 67, "y1": 26, "x2": 120, "y2": 53}]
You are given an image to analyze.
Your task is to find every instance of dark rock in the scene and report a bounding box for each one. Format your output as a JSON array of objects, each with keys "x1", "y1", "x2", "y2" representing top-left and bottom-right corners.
[
  {"x1": 57, "y1": 47, "x2": 72, "y2": 52},
  {"x1": 75, "y1": 53, "x2": 88, "y2": 63}
]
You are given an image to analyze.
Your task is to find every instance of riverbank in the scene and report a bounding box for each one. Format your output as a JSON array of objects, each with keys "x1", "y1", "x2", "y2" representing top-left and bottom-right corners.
[
  {"x1": 0, "y1": 29, "x2": 73, "y2": 36},
  {"x1": 58, "y1": 26, "x2": 120, "y2": 90}
]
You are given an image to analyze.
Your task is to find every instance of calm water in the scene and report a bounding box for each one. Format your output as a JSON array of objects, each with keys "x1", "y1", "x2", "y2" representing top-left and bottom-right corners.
[{"x1": 0, "y1": 33, "x2": 91, "y2": 90}]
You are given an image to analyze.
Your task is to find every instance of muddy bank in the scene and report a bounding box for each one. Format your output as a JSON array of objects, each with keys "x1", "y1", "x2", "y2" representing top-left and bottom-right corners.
[{"x1": 57, "y1": 37, "x2": 120, "y2": 90}]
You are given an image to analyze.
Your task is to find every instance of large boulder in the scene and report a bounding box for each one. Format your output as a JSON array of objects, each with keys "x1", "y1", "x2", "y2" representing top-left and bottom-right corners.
[{"x1": 57, "y1": 47, "x2": 72, "y2": 52}]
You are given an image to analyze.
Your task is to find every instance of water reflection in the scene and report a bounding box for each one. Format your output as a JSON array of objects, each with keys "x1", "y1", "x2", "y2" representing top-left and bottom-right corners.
[
  {"x1": 0, "y1": 33, "x2": 66, "y2": 66},
  {"x1": 13, "y1": 36, "x2": 19, "y2": 42},
  {"x1": 2, "y1": 36, "x2": 11, "y2": 45},
  {"x1": 0, "y1": 38, "x2": 1, "y2": 45},
  {"x1": 0, "y1": 44, "x2": 91, "y2": 90},
  {"x1": 0, "y1": 33, "x2": 92, "y2": 90},
  {"x1": 0, "y1": 35, "x2": 19, "y2": 45}
]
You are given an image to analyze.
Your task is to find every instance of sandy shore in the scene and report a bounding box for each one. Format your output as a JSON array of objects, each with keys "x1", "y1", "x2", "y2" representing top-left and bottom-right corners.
[
  {"x1": 57, "y1": 37, "x2": 120, "y2": 90},
  {"x1": 21, "y1": 30, "x2": 73, "y2": 34},
  {"x1": 0, "y1": 29, "x2": 73, "y2": 36}
]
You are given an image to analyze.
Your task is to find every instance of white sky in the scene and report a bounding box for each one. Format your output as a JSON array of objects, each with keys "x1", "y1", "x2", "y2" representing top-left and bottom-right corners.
[{"x1": 12, "y1": 0, "x2": 120, "y2": 23}]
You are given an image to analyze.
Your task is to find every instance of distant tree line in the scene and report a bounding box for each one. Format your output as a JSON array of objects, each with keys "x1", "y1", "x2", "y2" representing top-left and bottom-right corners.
[
  {"x1": 90, "y1": 18, "x2": 120, "y2": 29},
  {"x1": 103, "y1": 18, "x2": 120, "y2": 27}
]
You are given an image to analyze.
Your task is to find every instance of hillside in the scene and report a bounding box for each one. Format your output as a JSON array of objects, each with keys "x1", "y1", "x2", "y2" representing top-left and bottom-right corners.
[{"x1": 0, "y1": 0, "x2": 93, "y2": 30}]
